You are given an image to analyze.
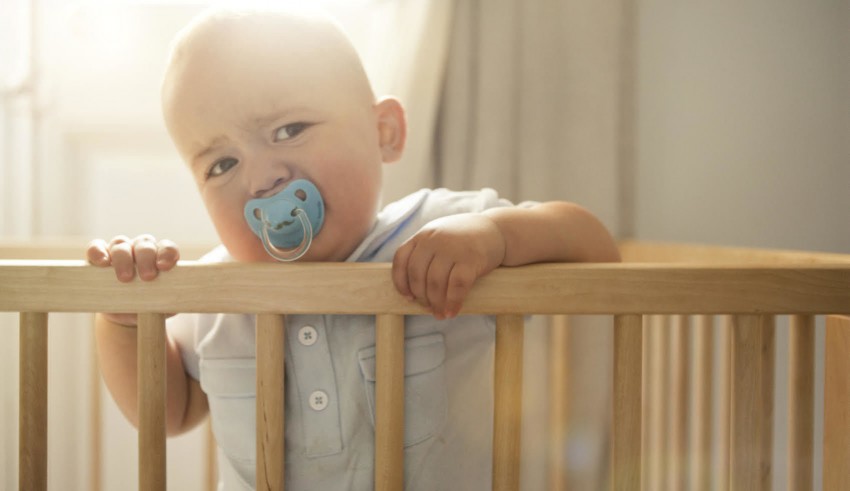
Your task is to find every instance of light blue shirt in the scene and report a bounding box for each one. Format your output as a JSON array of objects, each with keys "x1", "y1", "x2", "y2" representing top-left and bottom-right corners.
[{"x1": 168, "y1": 188, "x2": 523, "y2": 490}]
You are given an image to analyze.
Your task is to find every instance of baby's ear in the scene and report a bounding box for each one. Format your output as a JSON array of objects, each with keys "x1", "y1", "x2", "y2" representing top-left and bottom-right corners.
[{"x1": 374, "y1": 97, "x2": 406, "y2": 163}]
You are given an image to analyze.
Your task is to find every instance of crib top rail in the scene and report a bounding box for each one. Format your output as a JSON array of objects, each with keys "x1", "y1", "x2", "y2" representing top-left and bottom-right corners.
[
  {"x1": 1, "y1": 260, "x2": 848, "y2": 315},
  {"x1": 619, "y1": 240, "x2": 850, "y2": 264}
]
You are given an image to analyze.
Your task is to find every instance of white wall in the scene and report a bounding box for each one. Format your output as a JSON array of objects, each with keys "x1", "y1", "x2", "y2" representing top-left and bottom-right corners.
[{"x1": 634, "y1": 0, "x2": 849, "y2": 253}]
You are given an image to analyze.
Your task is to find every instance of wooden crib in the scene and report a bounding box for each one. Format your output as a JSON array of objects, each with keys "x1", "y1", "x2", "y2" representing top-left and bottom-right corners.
[{"x1": 3, "y1": 240, "x2": 849, "y2": 490}]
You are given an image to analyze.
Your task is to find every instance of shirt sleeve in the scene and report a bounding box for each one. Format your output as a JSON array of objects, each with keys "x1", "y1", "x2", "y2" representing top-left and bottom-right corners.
[
  {"x1": 164, "y1": 245, "x2": 229, "y2": 382},
  {"x1": 166, "y1": 313, "x2": 201, "y2": 381}
]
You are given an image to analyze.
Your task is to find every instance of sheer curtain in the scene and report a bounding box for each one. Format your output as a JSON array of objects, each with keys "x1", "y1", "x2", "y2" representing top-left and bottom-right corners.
[{"x1": 345, "y1": 0, "x2": 455, "y2": 205}]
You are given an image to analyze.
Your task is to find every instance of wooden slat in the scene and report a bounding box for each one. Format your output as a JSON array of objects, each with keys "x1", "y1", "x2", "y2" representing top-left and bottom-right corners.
[
  {"x1": 206, "y1": 419, "x2": 218, "y2": 491},
  {"x1": 19, "y1": 312, "x2": 48, "y2": 491},
  {"x1": 256, "y1": 314, "x2": 285, "y2": 491},
  {"x1": 688, "y1": 315, "x2": 713, "y2": 491},
  {"x1": 612, "y1": 314, "x2": 642, "y2": 490},
  {"x1": 2, "y1": 262, "x2": 849, "y2": 315},
  {"x1": 138, "y1": 313, "x2": 167, "y2": 491},
  {"x1": 717, "y1": 316, "x2": 732, "y2": 490},
  {"x1": 667, "y1": 315, "x2": 689, "y2": 490},
  {"x1": 375, "y1": 314, "x2": 405, "y2": 491},
  {"x1": 547, "y1": 315, "x2": 570, "y2": 491},
  {"x1": 645, "y1": 315, "x2": 669, "y2": 490},
  {"x1": 760, "y1": 317, "x2": 775, "y2": 491},
  {"x1": 824, "y1": 315, "x2": 850, "y2": 490},
  {"x1": 729, "y1": 315, "x2": 770, "y2": 490},
  {"x1": 640, "y1": 316, "x2": 651, "y2": 491},
  {"x1": 787, "y1": 315, "x2": 814, "y2": 490},
  {"x1": 90, "y1": 324, "x2": 102, "y2": 491},
  {"x1": 493, "y1": 314, "x2": 524, "y2": 491}
]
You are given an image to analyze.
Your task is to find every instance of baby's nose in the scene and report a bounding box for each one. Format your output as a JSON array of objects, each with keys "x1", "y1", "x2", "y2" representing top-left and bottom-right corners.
[
  {"x1": 248, "y1": 164, "x2": 292, "y2": 198},
  {"x1": 251, "y1": 177, "x2": 288, "y2": 198}
]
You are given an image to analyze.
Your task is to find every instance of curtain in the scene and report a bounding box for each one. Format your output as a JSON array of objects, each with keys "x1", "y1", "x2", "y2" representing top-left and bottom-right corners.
[
  {"x1": 433, "y1": 1, "x2": 632, "y2": 489},
  {"x1": 348, "y1": 0, "x2": 455, "y2": 206}
]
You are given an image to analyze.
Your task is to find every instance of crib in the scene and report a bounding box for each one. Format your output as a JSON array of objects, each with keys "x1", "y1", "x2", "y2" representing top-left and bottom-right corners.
[{"x1": 3, "y1": 240, "x2": 849, "y2": 490}]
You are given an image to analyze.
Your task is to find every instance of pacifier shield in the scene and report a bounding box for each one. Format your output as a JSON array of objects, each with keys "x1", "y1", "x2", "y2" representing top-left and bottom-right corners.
[{"x1": 244, "y1": 179, "x2": 325, "y2": 250}]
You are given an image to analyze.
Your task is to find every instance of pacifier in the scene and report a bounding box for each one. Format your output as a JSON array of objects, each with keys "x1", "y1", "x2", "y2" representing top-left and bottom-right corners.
[{"x1": 244, "y1": 179, "x2": 325, "y2": 261}]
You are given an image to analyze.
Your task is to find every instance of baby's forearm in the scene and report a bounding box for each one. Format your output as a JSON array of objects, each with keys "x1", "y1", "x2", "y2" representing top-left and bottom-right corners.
[
  {"x1": 483, "y1": 202, "x2": 620, "y2": 266},
  {"x1": 94, "y1": 314, "x2": 203, "y2": 436}
]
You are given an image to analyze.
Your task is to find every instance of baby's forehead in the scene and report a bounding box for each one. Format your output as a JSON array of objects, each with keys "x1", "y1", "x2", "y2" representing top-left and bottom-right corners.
[{"x1": 173, "y1": 8, "x2": 350, "y2": 64}]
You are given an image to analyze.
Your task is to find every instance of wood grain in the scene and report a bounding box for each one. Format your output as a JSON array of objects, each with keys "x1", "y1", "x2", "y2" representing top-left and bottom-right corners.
[
  {"x1": 19, "y1": 312, "x2": 48, "y2": 491},
  {"x1": 2, "y1": 262, "x2": 848, "y2": 315},
  {"x1": 256, "y1": 314, "x2": 285, "y2": 491}
]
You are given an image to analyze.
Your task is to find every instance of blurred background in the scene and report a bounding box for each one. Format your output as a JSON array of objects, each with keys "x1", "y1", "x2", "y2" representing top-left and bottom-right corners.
[{"x1": 1, "y1": 0, "x2": 847, "y2": 489}]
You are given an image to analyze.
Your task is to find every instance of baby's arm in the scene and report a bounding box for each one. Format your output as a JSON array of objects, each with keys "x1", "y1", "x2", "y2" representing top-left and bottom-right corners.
[
  {"x1": 87, "y1": 235, "x2": 208, "y2": 436},
  {"x1": 392, "y1": 202, "x2": 620, "y2": 319}
]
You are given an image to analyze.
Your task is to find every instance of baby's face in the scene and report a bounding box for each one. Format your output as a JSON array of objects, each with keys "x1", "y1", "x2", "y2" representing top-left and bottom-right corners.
[{"x1": 162, "y1": 14, "x2": 401, "y2": 262}]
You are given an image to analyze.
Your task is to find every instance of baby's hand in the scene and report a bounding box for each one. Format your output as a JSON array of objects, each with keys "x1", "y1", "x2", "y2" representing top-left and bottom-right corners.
[
  {"x1": 87, "y1": 235, "x2": 180, "y2": 326},
  {"x1": 392, "y1": 214, "x2": 506, "y2": 320}
]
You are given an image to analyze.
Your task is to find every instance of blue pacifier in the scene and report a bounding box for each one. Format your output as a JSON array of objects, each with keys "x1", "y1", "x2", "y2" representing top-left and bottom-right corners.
[{"x1": 244, "y1": 179, "x2": 325, "y2": 261}]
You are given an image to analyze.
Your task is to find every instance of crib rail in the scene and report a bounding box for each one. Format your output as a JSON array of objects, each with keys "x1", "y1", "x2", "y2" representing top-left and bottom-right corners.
[
  {"x1": 4, "y1": 253, "x2": 850, "y2": 491},
  {"x1": 3, "y1": 261, "x2": 849, "y2": 314}
]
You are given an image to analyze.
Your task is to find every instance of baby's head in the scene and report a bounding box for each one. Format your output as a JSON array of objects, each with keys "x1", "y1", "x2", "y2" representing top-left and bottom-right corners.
[{"x1": 161, "y1": 6, "x2": 406, "y2": 262}]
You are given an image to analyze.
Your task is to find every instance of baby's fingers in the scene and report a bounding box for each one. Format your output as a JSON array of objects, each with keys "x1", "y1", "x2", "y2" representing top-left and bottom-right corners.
[
  {"x1": 391, "y1": 242, "x2": 416, "y2": 301},
  {"x1": 86, "y1": 238, "x2": 112, "y2": 266},
  {"x1": 132, "y1": 236, "x2": 180, "y2": 280},
  {"x1": 155, "y1": 239, "x2": 180, "y2": 271},
  {"x1": 133, "y1": 235, "x2": 160, "y2": 281},
  {"x1": 425, "y1": 258, "x2": 453, "y2": 319},
  {"x1": 108, "y1": 236, "x2": 136, "y2": 282},
  {"x1": 443, "y1": 265, "x2": 477, "y2": 319}
]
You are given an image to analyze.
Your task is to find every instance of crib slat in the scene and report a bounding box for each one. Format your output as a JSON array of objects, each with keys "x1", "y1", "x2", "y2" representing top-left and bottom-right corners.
[
  {"x1": 493, "y1": 314, "x2": 524, "y2": 491},
  {"x1": 256, "y1": 314, "x2": 285, "y2": 491},
  {"x1": 788, "y1": 315, "x2": 814, "y2": 490},
  {"x1": 824, "y1": 315, "x2": 850, "y2": 490},
  {"x1": 375, "y1": 314, "x2": 405, "y2": 491},
  {"x1": 90, "y1": 325, "x2": 103, "y2": 491},
  {"x1": 645, "y1": 315, "x2": 669, "y2": 490},
  {"x1": 547, "y1": 315, "x2": 570, "y2": 491},
  {"x1": 688, "y1": 315, "x2": 713, "y2": 491},
  {"x1": 729, "y1": 315, "x2": 771, "y2": 491},
  {"x1": 717, "y1": 316, "x2": 732, "y2": 489},
  {"x1": 612, "y1": 314, "x2": 642, "y2": 490},
  {"x1": 760, "y1": 316, "x2": 775, "y2": 490},
  {"x1": 138, "y1": 313, "x2": 167, "y2": 491},
  {"x1": 20, "y1": 312, "x2": 48, "y2": 491},
  {"x1": 667, "y1": 315, "x2": 689, "y2": 490}
]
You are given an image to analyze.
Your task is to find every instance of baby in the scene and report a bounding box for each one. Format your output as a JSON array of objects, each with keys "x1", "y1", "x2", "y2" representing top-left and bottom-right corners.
[{"x1": 87, "y1": 6, "x2": 620, "y2": 490}]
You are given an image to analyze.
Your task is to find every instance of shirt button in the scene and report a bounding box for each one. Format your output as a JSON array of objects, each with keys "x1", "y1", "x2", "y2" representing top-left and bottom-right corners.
[
  {"x1": 297, "y1": 325, "x2": 318, "y2": 346},
  {"x1": 308, "y1": 390, "x2": 329, "y2": 411}
]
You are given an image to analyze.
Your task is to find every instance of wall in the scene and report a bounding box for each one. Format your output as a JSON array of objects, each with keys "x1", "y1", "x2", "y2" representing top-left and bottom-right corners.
[{"x1": 634, "y1": 0, "x2": 849, "y2": 253}]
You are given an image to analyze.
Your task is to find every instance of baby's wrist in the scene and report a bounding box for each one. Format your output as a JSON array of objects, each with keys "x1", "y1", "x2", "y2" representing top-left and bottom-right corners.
[{"x1": 101, "y1": 313, "x2": 138, "y2": 328}]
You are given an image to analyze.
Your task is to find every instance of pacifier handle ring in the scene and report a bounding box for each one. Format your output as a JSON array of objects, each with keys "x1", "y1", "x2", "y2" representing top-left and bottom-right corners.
[{"x1": 259, "y1": 208, "x2": 313, "y2": 262}]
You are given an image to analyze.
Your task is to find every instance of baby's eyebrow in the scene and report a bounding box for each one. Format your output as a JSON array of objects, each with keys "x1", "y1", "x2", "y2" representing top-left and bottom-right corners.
[{"x1": 192, "y1": 136, "x2": 228, "y2": 163}]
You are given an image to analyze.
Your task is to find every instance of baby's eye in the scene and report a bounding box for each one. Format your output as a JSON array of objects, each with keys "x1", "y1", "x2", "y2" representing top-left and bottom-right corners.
[
  {"x1": 274, "y1": 122, "x2": 309, "y2": 142},
  {"x1": 208, "y1": 157, "x2": 238, "y2": 179}
]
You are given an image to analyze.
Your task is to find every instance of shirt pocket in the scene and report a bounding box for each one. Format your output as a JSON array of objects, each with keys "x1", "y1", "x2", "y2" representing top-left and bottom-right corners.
[
  {"x1": 357, "y1": 333, "x2": 448, "y2": 447},
  {"x1": 199, "y1": 358, "x2": 257, "y2": 467}
]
